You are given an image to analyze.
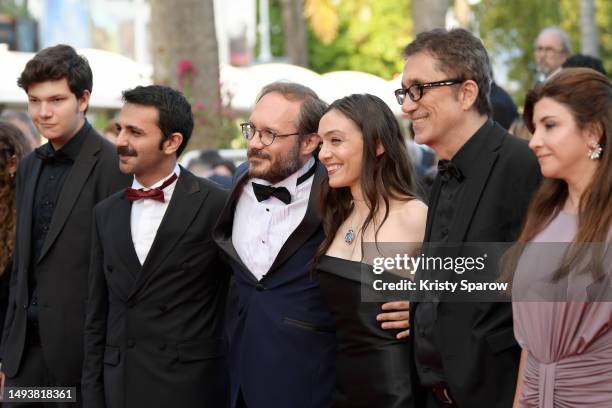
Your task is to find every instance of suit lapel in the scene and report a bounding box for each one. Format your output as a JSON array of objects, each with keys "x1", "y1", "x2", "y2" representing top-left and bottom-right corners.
[
  {"x1": 447, "y1": 128, "x2": 502, "y2": 243},
  {"x1": 128, "y1": 169, "x2": 207, "y2": 299},
  {"x1": 212, "y1": 169, "x2": 254, "y2": 280},
  {"x1": 109, "y1": 194, "x2": 139, "y2": 299},
  {"x1": 19, "y1": 157, "x2": 42, "y2": 272},
  {"x1": 424, "y1": 177, "x2": 442, "y2": 242},
  {"x1": 37, "y1": 131, "x2": 100, "y2": 263},
  {"x1": 267, "y1": 163, "x2": 325, "y2": 275}
]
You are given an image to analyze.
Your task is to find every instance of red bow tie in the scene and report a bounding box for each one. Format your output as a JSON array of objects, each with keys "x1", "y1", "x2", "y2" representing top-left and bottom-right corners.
[{"x1": 125, "y1": 173, "x2": 178, "y2": 203}]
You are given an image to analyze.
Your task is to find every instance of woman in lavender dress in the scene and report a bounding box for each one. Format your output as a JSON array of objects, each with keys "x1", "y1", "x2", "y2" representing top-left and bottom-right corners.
[{"x1": 512, "y1": 68, "x2": 612, "y2": 407}]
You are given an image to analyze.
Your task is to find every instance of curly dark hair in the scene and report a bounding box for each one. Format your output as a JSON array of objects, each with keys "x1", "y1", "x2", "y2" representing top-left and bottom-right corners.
[{"x1": 0, "y1": 121, "x2": 32, "y2": 273}]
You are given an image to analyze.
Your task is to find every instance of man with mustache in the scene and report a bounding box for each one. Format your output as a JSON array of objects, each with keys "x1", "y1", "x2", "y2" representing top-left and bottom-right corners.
[
  {"x1": 213, "y1": 82, "x2": 409, "y2": 408},
  {"x1": 82, "y1": 85, "x2": 229, "y2": 408},
  {"x1": 397, "y1": 29, "x2": 541, "y2": 407},
  {"x1": 0, "y1": 45, "x2": 130, "y2": 406}
]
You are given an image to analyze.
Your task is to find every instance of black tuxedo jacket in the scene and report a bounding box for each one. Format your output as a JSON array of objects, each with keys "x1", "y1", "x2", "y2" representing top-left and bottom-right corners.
[
  {"x1": 82, "y1": 168, "x2": 229, "y2": 408},
  {"x1": 409, "y1": 123, "x2": 542, "y2": 407},
  {"x1": 0, "y1": 127, "x2": 131, "y2": 384}
]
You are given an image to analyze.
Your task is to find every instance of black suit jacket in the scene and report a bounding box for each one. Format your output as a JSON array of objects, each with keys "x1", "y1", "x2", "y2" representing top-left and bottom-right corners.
[
  {"x1": 409, "y1": 122, "x2": 541, "y2": 407},
  {"x1": 82, "y1": 168, "x2": 229, "y2": 408},
  {"x1": 0, "y1": 127, "x2": 131, "y2": 384}
]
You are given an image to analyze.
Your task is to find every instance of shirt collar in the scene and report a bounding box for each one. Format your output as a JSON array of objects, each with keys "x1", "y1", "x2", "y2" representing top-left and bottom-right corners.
[{"x1": 132, "y1": 164, "x2": 181, "y2": 196}]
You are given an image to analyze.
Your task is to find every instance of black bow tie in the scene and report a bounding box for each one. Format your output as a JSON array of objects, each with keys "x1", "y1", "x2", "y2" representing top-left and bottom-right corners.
[
  {"x1": 252, "y1": 183, "x2": 291, "y2": 204},
  {"x1": 251, "y1": 162, "x2": 317, "y2": 205},
  {"x1": 437, "y1": 160, "x2": 464, "y2": 182},
  {"x1": 35, "y1": 146, "x2": 72, "y2": 165}
]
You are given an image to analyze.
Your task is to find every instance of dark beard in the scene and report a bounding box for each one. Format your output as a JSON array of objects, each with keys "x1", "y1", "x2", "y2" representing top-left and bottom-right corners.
[{"x1": 247, "y1": 141, "x2": 302, "y2": 184}]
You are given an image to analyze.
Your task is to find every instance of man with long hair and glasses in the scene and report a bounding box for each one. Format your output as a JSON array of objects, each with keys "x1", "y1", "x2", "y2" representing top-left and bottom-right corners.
[{"x1": 397, "y1": 28, "x2": 541, "y2": 408}]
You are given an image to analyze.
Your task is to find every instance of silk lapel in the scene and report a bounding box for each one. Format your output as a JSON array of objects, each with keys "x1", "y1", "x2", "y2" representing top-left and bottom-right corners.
[
  {"x1": 212, "y1": 168, "x2": 254, "y2": 280},
  {"x1": 128, "y1": 170, "x2": 207, "y2": 299},
  {"x1": 266, "y1": 163, "x2": 325, "y2": 275},
  {"x1": 37, "y1": 131, "x2": 100, "y2": 263}
]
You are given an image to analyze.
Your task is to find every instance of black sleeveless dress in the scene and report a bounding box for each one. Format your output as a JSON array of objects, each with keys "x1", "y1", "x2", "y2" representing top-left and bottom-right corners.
[{"x1": 316, "y1": 255, "x2": 414, "y2": 408}]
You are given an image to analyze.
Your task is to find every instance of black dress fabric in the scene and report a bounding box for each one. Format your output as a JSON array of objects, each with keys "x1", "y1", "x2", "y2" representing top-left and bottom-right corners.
[{"x1": 316, "y1": 255, "x2": 413, "y2": 408}]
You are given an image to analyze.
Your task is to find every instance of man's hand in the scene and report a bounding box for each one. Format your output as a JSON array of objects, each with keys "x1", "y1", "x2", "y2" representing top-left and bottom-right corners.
[{"x1": 377, "y1": 301, "x2": 410, "y2": 339}]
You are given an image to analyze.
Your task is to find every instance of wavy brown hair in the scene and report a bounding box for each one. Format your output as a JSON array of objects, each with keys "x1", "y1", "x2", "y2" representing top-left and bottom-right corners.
[
  {"x1": 315, "y1": 94, "x2": 419, "y2": 263},
  {"x1": 0, "y1": 121, "x2": 32, "y2": 274},
  {"x1": 518, "y1": 68, "x2": 612, "y2": 280}
]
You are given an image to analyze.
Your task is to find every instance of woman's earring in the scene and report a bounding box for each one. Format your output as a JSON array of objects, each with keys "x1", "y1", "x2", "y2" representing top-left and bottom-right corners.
[{"x1": 588, "y1": 143, "x2": 602, "y2": 160}]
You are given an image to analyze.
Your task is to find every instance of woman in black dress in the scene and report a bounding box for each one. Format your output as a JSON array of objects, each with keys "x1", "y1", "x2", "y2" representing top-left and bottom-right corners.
[
  {"x1": 0, "y1": 122, "x2": 32, "y2": 335},
  {"x1": 315, "y1": 94, "x2": 427, "y2": 407}
]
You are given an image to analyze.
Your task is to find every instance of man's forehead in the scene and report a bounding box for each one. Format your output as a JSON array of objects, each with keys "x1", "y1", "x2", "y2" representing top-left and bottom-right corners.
[
  {"x1": 537, "y1": 31, "x2": 562, "y2": 46},
  {"x1": 250, "y1": 92, "x2": 301, "y2": 127},
  {"x1": 402, "y1": 53, "x2": 445, "y2": 85},
  {"x1": 27, "y1": 78, "x2": 72, "y2": 96},
  {"x1": 119, "y1": 103, "x2": 159, "y2": 126}
]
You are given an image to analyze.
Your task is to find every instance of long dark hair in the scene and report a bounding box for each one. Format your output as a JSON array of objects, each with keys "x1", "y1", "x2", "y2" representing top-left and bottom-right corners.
[
  {"x1": 0, "y1": 121, "x2": 32, "y2": 273},
  {"x1": 519, "y1": 68, "x2": 611, "y2": 280},
  {"x1": 315, "y1": 94, "x2": 419, "y2": 262}
]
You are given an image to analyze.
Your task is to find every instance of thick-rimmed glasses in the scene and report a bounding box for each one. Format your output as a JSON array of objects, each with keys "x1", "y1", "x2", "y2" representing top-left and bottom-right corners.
[
  {"x1": 394, "y1": 79, "x2": 463, "y2": 104},
  {"x1": 240, "y1": 122, "x2": 300, "y2": 146}
]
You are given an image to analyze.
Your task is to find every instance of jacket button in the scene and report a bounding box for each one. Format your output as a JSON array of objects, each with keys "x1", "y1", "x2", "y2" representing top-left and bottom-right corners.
[
  {"x1": 127, "y1": 300, "x2": 135, "y2": 308},
  {"x1": 255, "y1": 283, "x2": 265, "y2": 292},
  {"x1": 127, "y1": 339, "x2": 135, "y2": 348}
]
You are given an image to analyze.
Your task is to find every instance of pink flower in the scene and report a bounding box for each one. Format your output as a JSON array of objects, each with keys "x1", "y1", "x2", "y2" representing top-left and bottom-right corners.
[{"x1": 177, "y1": 59, "x2": 197, "y2": 78}]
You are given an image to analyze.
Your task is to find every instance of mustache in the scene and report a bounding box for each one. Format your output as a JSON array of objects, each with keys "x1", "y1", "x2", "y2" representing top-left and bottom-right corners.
[
  {"x1": 117, "y1": 146, "x2": 138, "y2": 157},
  {"x1": 247, "y1": 148, "x2": 271, "y2": 161}
]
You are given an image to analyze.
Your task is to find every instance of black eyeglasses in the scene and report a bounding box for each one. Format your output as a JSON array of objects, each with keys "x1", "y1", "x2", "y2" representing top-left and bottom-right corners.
[
  {"x1": 394, "y1": 79, "x2": 463, "y2": 104},
  {"x1": 240, "y1": 122, "x2": 300, "y2": 146}
]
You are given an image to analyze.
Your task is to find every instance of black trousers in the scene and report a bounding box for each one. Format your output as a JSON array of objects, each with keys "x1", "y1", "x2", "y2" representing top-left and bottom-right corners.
[{"x1": 3, "y1": 340, "x2": 81, "y2": 408}]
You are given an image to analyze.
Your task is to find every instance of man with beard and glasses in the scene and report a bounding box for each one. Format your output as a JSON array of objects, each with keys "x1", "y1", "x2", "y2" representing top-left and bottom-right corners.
[
  {"x1": 213, "y1": 82, "x2": 410, "y2": 408},
  {"x1": 0, "y1": 45, "x2": 131, "y2": 406},
  {"x1": 82, "y1": 85, "x2": 229, "y2": 408}
]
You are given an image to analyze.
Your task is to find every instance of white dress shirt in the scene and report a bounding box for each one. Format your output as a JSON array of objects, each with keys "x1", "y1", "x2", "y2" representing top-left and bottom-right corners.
[
  {"x1": 233, "y1": 157, "x2": 315, "y2": 280},
  {"x1": 130, "y1": 164, "x2": 180, "y2": 265}
]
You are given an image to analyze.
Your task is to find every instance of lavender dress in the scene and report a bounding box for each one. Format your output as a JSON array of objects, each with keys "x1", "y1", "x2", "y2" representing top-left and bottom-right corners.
[{"x1": 513, "y1": 212, "x2": 612, "y2": 408}]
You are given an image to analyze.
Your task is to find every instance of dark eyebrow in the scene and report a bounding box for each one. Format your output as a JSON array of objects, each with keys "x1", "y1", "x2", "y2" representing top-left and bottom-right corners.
[
  {"x1": 125, "y1": 124, "x2": 145, "y2": 133},
  {"x1": 401, "y1": 78, "x2": 427, "y2": 88},
  {"x1": 321, "y1": 129, "x2": 345, "y2": 138},
  {"x1": 539, "y1": 115, "x2": 559, "y2": 122}
]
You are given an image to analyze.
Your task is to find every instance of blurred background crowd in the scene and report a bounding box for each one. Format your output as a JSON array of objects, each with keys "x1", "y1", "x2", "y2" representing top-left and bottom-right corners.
[{"x1": 0, "y1": 0, "x2": 610, "y2": 181}]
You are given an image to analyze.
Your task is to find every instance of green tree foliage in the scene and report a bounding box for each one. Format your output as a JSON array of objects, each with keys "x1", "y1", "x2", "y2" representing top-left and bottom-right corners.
[
  {"x1": 475, "y1": 0, "x2": 611, "y2": 108},
  {"x1": 307, "y1": 0, "x2": 413, "y2": 79}
]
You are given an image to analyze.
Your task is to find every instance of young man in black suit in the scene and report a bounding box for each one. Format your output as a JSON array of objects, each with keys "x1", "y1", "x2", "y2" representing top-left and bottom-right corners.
[
  {"x1": 82, "y1": 85, "x2": 229, "y2": 408},
  {"x1": 0, "y1": 45, "x2": 131, "y2": 406},
  {"x1": 397, "y1": 29, "x2": 541, "y2": 407}
]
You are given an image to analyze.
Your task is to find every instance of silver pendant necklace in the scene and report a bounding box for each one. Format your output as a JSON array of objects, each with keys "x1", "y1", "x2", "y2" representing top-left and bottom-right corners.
[{"x1": 344, "y1": 227, "x2": 355, "y2": 245}]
